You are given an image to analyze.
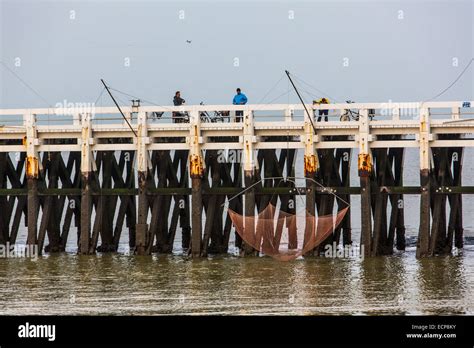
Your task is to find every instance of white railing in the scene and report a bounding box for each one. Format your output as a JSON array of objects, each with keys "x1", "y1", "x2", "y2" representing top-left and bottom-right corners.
[{"x1": 0, "y1": 101, "x2": 473, "y2": 156}]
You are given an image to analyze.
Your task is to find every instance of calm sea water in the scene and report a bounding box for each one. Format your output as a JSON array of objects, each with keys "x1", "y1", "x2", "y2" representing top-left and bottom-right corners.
[
  {"x1": 0, "y1": 248, "x2": 473, "y2": 315},
  {"x1": 0, "y1": 148, "x2": 473, "y2": 315}
]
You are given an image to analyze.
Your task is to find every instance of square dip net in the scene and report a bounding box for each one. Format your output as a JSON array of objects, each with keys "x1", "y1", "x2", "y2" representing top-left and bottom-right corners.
[{"x1": 228, "y1": 203, "x2": 349, "y2": 261}]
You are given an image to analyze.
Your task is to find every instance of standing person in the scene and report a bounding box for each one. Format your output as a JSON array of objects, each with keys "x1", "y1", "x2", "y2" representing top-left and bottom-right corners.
[
  {"x1": 316, "y1": 97, "x2": 329, "y2": 122},
  {"x1": 173, "y1": 91, "x2": 186, "y2": 123},
  {"x1": 232, "y1": 88, "x2": 247, "y2": 122}
]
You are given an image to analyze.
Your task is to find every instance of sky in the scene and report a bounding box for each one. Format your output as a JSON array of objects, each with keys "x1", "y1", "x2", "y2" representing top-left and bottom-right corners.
[{"x1": 0, "y1": 0, "x2": 473, "y2": 109}]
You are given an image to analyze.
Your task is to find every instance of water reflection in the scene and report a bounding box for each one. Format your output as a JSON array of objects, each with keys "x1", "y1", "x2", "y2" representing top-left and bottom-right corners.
[
  {"x1": 293, "y1": 258, "x2": 355, "y2": 315},
  {"x1": 359, "y1": 256, "x2": 407, "y2": 315},
  {"x1": 417, "y1": 256, "x2": 467, "y2": 314},
  {"x1": 0, "y1": 249, "x2": 473, "y2": 315}
]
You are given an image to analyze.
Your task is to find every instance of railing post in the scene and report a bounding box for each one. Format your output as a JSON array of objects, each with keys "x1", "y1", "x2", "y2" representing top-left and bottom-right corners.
[
  {"x1": 80, "y1": 112, "x2": 93, "y2": 254},
  {"x1": 417, "y1": 107, "x2": 431, "y2": 258},
  {"x1": 136, "y1": 110, "x2": 150, "y2": 255},
  {"x1": 284, "y1": 108, "x2": 293, "y2": 122},
  {"x1": 452, "y1": 106, "x2": 460, "y2": 120},
  {"x1": 358, "y1": 109, "x2": 372, "y2": 257},
  {"x1": 123, "y1": 111, "x2": 133, "y2": 126},
  {"x1": 392, "y1": 107, "x2": 400, "y2": 121},
  {"x1": 73, "y1": 113, "x2": 80, "y2": 126},
  {"x1": 189, "y1": 107, "x2": 204, "y2": 257}
]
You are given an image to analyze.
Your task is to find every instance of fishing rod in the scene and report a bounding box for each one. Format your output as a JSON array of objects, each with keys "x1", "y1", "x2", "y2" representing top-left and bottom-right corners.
[
  {"x1": 285, "y1": 70, "x2": 317, "y2": 135},
  {"x1": 100, "y1": 79, "x2": 138, "y2": 137}
]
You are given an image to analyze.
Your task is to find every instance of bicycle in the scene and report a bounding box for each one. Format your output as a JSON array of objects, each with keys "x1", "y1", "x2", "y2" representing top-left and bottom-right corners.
[
  {"x1": 199, "y1": 102, "x2": 229, "y2": 123},
  {"x1": 340, "y1": 100, "x2": 375, "y2": 122}
]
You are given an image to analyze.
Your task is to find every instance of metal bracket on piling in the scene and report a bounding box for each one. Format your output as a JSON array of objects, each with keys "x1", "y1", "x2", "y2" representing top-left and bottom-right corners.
[{"x1": 358, "y1": 153, "x2": 373, "y2": 177}]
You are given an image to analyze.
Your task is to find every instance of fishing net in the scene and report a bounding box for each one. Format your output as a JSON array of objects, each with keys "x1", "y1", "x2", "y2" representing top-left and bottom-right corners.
[{"x1": 228, "y1": 203, "x2": 349, "y2": 261}]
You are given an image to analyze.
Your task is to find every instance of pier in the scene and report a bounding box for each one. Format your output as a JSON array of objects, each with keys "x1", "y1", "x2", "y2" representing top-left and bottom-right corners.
[{"x1": 0, "y1": 101, "x2": 473, "y2": 258}]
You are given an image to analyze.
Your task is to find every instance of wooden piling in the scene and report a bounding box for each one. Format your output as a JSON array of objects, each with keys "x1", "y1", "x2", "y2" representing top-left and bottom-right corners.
[
  {"x1": 189, "y1": 109, "x2": 204, "y2": 257},
  {"x1": 0, "y1": 153, "x2": 8, "y2": 244},
  {"x1": 240, "y1": 108, "x2": 257, "y2": 256},
  {"x1": 303, "y1": 110, "x2": 318, "y2": 255},
  {"x1": 191, "y1": 175, "x2": 203, "y2": 256},
  {"x1": 80, "y1": 172, "x2": 92, "y2": 254},
  {"x1": 136, "y1": 170, "x2": 148, "y2": 255},
  {"x1": 358, "y1": 109, "x2": 372, "y2": 257},
  {"x1": 359, "y1": 173, "x2": 372, "y2": 257},
  {"x1": 417, "y1": 169, "x2": 431, "y2": 257},
  {"x1": 79, "y1": 114, "x2": 93, "y2": 254},
  {"x1": 25, "y1": 112, "x2": 39, "y2": 248},
  {"x1": 242, "y1": 169, "x2": 256, "y2": 255},
  {"x1": 135, "y1": 111, "x2": 150, "y2": 255},
  {"x1": 417, "y1": 108, "x2": 431, "y2": 258}
]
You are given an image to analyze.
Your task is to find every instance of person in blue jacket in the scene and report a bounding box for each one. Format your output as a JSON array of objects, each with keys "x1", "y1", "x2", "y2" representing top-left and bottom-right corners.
[{"x1": 233, "y1": 88, "x2": 247, "y2": 122}]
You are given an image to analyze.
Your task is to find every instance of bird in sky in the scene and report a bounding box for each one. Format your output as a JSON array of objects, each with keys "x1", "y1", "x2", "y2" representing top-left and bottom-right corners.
[{"x1": 186, "y1": 40, "x2": 192, "y2": 44}]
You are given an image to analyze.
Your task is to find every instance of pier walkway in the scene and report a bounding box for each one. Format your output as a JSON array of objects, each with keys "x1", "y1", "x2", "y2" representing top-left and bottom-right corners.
[{"x1": 0, "y1": 101, "x2": 473, "y2": 257}]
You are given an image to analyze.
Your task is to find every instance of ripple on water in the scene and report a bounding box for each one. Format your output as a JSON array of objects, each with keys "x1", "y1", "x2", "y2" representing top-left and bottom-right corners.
[{"x1": 0, "y1": 247, "x2": 473, "y2": 315}]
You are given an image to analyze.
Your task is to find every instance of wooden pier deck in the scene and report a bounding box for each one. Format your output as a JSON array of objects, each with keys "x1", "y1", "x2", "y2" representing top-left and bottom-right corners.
[{"x1": 0, "y1": 101, "x2": 473, "y2": 257}]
